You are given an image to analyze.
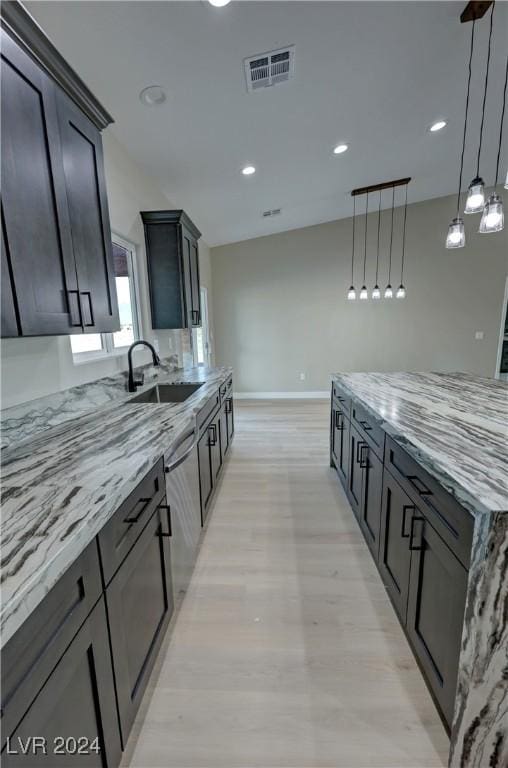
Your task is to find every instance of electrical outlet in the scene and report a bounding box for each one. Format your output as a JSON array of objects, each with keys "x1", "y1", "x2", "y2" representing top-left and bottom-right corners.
[
  {"x1": 299, "y1": 372, "x2": 306, "y2": 381},
  {"x1": 475, "y1": 331, "x2": 484, "y2": 340}
]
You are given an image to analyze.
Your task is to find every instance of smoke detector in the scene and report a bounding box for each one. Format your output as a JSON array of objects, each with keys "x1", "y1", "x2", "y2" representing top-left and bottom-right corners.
[
  {"x1": 262, "y1": 208, "x2": 282, "y2": 218},
  {"x1": 244, "y1": 46, "x2": 295, "y2": 92}
]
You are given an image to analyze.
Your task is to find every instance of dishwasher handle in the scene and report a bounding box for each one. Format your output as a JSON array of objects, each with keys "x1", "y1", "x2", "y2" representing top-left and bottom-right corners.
[{"x1": 165, "y1": 423, "x2": 199, "y2": 474}]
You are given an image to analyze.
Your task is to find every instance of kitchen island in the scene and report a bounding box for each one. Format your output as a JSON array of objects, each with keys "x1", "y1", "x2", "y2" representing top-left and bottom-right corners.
[{"x1": 330, "y1": 372, "x2": 508, "y2": 768}]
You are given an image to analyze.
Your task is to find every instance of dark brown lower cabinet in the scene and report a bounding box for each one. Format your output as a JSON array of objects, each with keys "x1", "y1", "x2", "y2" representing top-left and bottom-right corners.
[
  {"x1": 406, "y1": 516, "x2": 468, "y2": 727},
  {"x1": 347, "y1": 425, "x2": 364, "y2": 518},
  {"x1": 219, "y1": 401, "x2": 229, "y2": 461},
  {"x1": 226, "y1": 397, "x2": 234, "y2": 443},
  {"x1": 198, "y1": 426, "x2": 213, "y2": 519},
  {"x1": 2, "y1": 597, "x2": 121, "y2": 768},
  {"x1": 198, "y1": 411, "x2": 223, "y2": 524},
  {"x1": 358, "y1": 444, "x2": 383, "y2": 559},
  {"x1": 331, "y1": 402, "x2": 350, "y2": 485},
  {"x1": 378, "y1": 472, "x2": 413, "y2": 623},
  {"x1": 105, "y1": 504, "x2": 174, "y2": 748}
]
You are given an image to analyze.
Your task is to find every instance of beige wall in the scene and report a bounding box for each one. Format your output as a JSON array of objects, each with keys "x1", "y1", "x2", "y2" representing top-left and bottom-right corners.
[
  {"x1": 0, "y1": 132, "x2": 214, "y2": 409},
  {"x1": 211, "y1": 191, "x2": 508, "y2": 394}
]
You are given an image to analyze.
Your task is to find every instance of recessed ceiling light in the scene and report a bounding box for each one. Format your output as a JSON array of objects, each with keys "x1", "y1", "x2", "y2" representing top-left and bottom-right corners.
[
  {"x1": 429, "y1": 120, "x2": 447, "y2": 132},
  {"x1": 139, "y1": 85, "x2": 166, "y2": 106},
  {"x1": 208, "y1": 0, "x2": 231, "y2": 6},
  {"x1": 242, "y1": 165, "x2": 256, "y2": 176},
  {"x1": 333, "y1": 143, "x2": 348, "y2": 155}
]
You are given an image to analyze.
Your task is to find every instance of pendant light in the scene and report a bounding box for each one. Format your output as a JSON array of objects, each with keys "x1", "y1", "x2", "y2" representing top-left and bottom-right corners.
[
  {"x1": 347, "y1": 196, "x2": 356, "y2": 299},
  {"x1": 446, "y1": 19, "x2": 475, "y2": 247},
  {"x1": 480, "y1": 53, "x2": 507, "y2": 234},
  {"x1": 372, "y1": 190, "x2": 382, "y2": 299},
  {"x1": 397, "y1": 184, "x2": 408, "y2": 299},
  {"x1": 465, "y1": 4, "x2": 494, "y2": 214},
  {"x1": 385, "y1": 186, "x2": 395, "y2": 297},
  {"x1": 360, "y1": 192, "x2": 369, "y2": 300}
]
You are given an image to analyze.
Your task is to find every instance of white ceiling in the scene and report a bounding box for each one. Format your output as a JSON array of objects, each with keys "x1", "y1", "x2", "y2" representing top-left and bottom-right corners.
[{"x1": 27, "y1": 1, "x2": 508, "y2": 247}]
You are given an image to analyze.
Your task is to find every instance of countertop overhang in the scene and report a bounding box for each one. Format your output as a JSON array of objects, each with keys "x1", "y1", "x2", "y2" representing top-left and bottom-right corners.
[{"x1": 332, "y1": 371, "x2": 508, "y2": 517}]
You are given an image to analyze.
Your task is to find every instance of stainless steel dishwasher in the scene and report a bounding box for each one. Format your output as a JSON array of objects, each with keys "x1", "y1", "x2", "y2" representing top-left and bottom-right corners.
[{"x1": 164, "y1": 424, "x2": 202, "y2": 604}]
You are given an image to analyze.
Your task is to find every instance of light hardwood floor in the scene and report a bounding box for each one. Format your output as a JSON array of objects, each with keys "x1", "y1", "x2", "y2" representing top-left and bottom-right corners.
[{"x1": 123, "y1": 400, "x2": 449, "y2": 768}]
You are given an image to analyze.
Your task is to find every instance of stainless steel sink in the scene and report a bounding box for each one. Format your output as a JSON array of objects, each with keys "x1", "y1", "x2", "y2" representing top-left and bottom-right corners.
[{"x1": 128, "y1": 383, "x2": 204, "y2": 404}]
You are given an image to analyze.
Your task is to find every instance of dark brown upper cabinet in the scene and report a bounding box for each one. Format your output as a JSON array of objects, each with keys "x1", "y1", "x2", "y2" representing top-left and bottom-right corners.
[
  {"x1": 0, "y1": 2, "x2": 119, "y2": 338},
  {"x1": 141, "y1": 210, "x2": 202, "y2": 330}
]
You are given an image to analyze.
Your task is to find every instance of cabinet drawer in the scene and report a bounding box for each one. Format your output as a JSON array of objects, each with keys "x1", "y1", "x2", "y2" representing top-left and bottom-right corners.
[
  {"x1": 351, "y1": 401, "x2": 385, "y2": 460},
  {"x1": 98, "y1": 458, "x2": 165, "y2": 585},
  {"x1": 1, "y1": 542, "x2": 102, "y2": 742},
  {"x1": 197, "y1": 390, "x2": 220, "y2": 433},
  {"x1": 385, "y1": 437, "x2": 473, "y2": 569},
  {"x1": 332, "y1": 383, "x2": 351, "y2": 417},
  {"x1": 219, "y1": 376, "x2": 233, "y2": 403}
]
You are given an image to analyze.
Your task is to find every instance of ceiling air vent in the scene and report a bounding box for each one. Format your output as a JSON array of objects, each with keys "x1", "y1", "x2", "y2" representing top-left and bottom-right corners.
[
  {"x1": 244, "y1": 46, "x2": 295, "y2": 92},
  {"x1": 262, "y1": 208, "x2": 282, "y2": 218}
]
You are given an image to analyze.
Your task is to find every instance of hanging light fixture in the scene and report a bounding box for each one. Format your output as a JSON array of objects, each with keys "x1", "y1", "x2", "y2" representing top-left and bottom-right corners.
[
  {"x1": 465, "y1": 4, "x2": 494, "y2": 214},
  {"x1": 360, "y1": 192, "x2": 369, "y2": 299},
  {"x1": 372, "y1": 190, "x2": 382, "y2": 299},
  {"x1": 397, "y1": 183, "x2": 408, "y2": 298},
  {"x1": 385, "y1": 186, "x2": 395, "y2": 297},
  {"x1": 446, "y1": 17, "x2": 475, "y2": 247},
  {"x1": 347, "y1": 196, "x2": 356, "y2": 300},
  {"x1": 480, "y1": 53, "x2": 507, "y2": 234}
]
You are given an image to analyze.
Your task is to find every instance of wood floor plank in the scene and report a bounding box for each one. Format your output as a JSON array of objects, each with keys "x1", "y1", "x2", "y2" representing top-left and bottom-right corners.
[{"x1": 123, "y1": 401, "x2": 449, "y2": 768}]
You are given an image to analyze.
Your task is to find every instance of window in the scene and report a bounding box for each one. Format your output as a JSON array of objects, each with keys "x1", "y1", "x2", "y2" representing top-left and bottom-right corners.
[
  {"x1": 192, "y1": 286, "x2": 211, "y2": 366},
  {"x1": 70, "y1": 236, "x2": 140, "y2": 362}
]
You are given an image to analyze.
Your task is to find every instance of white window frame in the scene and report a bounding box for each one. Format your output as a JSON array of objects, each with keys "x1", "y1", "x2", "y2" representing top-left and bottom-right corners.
[{"x1": 70, "y1": 233, "x2": 142, "y2": 364}]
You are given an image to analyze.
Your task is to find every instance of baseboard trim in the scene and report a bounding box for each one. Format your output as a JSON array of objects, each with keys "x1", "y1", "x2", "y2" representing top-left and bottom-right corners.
[{"x1": 234, "y1": 391, "x2": 329, "y2": 400}]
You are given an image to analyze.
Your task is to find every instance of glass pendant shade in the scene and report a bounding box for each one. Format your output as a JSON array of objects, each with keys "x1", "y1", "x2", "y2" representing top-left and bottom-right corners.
[
  {"x1": 446, "y1": 217, "x2": 465, "y2": 248},
  {"x1": 359, "y1": 285, "x2": 368, "y2": 300},
  {"x1": 464, "y1": 177, "x2": 485, "y2": 214},
  {"x1": 372, "y1": 285, "x2": 381, "y2": 300},
  {"x1": 504, "y1": 170, "x2": 508, "y2": 189},
  {"x1": 396, "y1": 284, "x2": 406, "y2": 299},
  {"x1": 479, "y1": 194, "x2": 504, "y2": 233},
  {"x1": 384, "y1": 284, "x2": 393, "y2": 299},
  {"x1": 347, "y1": 285, "x2": 356, "y2": 300}
]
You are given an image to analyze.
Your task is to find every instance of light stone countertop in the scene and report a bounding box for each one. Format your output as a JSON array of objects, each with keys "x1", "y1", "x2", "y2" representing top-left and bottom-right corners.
[
  {"x1": 0, "y1": 366, "x2": 232, "y2": 647},
  {"x1": 332, "y1": 371, "x2": 508, "y2": 517}
]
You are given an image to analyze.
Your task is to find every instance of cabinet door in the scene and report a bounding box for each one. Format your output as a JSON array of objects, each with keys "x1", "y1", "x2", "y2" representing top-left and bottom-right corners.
[
  {"x1": 189, "y1": 239, "x2": 201, "y2": 326},
  {"x1": 359, "y1": 445, "x2": 383, "y2": 559},
  {"x1": 2, "y1": 597, "x2": 121, "y2": 768},
  {"x1": 378, "y1": 472, "x2": 413, "y2": 623},
  {"x1": 226, "y1": 397, "x2": 234, "y2": 442},
  {"x1": 1, "y1": 212, "x2": 19, "y2": 337},
  {"x1": 106, "y1": 505, "x2": 174, "y2": 748},
  {"x1": 198, "y1": 427, "x2": 213, "y2": 523},
  {"x1": 332, "y1": 407, "x2": 350, "y2": 487},
  {"x1": 406, "y1": 517, "x2": 468, "y2": 727},
  {"x1": 56, "y1": 91, "x2": 119, "y2": 333},
  {"x1": 210, "y1": 414, "x2": 222, "y2": 482},
  {"x1": 219, "y1": 402, "x2": 229, "y2": 461},
  {"x1": 1, "y1": 31, "x2": 79, "y2": 336},
  {"x1": 348, "y1": 425, "x2": 364, "y2": 519}
]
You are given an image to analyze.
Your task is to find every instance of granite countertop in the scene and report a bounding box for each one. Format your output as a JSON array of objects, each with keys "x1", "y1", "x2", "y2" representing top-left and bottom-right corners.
[
  {"x1": 332, "y1": 372, "x2": 508, "y2": 517},
  {"x1": 0, "y1": 366, "x2": 232, "y2": 647}
]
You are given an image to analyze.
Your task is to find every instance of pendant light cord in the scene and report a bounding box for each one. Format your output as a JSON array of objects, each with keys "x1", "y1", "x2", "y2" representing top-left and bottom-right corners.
[
  {"x1": 351, "y1": 196, "x2": 356, "y2": 284},
  {"x1": 457, "y1": 19, "x2": 476, "y2": 214},
  {"x1": 388, "y1": 186, "x2": 395, "y2": 283},
  {"x1": 363, "y1": 191, "x2": 369, "y2": 284},
  {"x1": 375, "y1": 190, "x2": 381, "y2": 285},
  {"x1": 494, "y1": 54, "x2": 508, "y2": 186},
  {"x1": 401, "y1": 184, "x2": 408, "y2": 284},
  {"x1": 476, "y1": 2, "x2": 495, "y2": 177}
]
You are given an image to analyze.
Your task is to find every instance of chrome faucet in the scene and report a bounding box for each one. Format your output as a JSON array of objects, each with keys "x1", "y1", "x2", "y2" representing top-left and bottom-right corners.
[{"x1": 127, "y1": 340, "x2": 161, "y2": 392}]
